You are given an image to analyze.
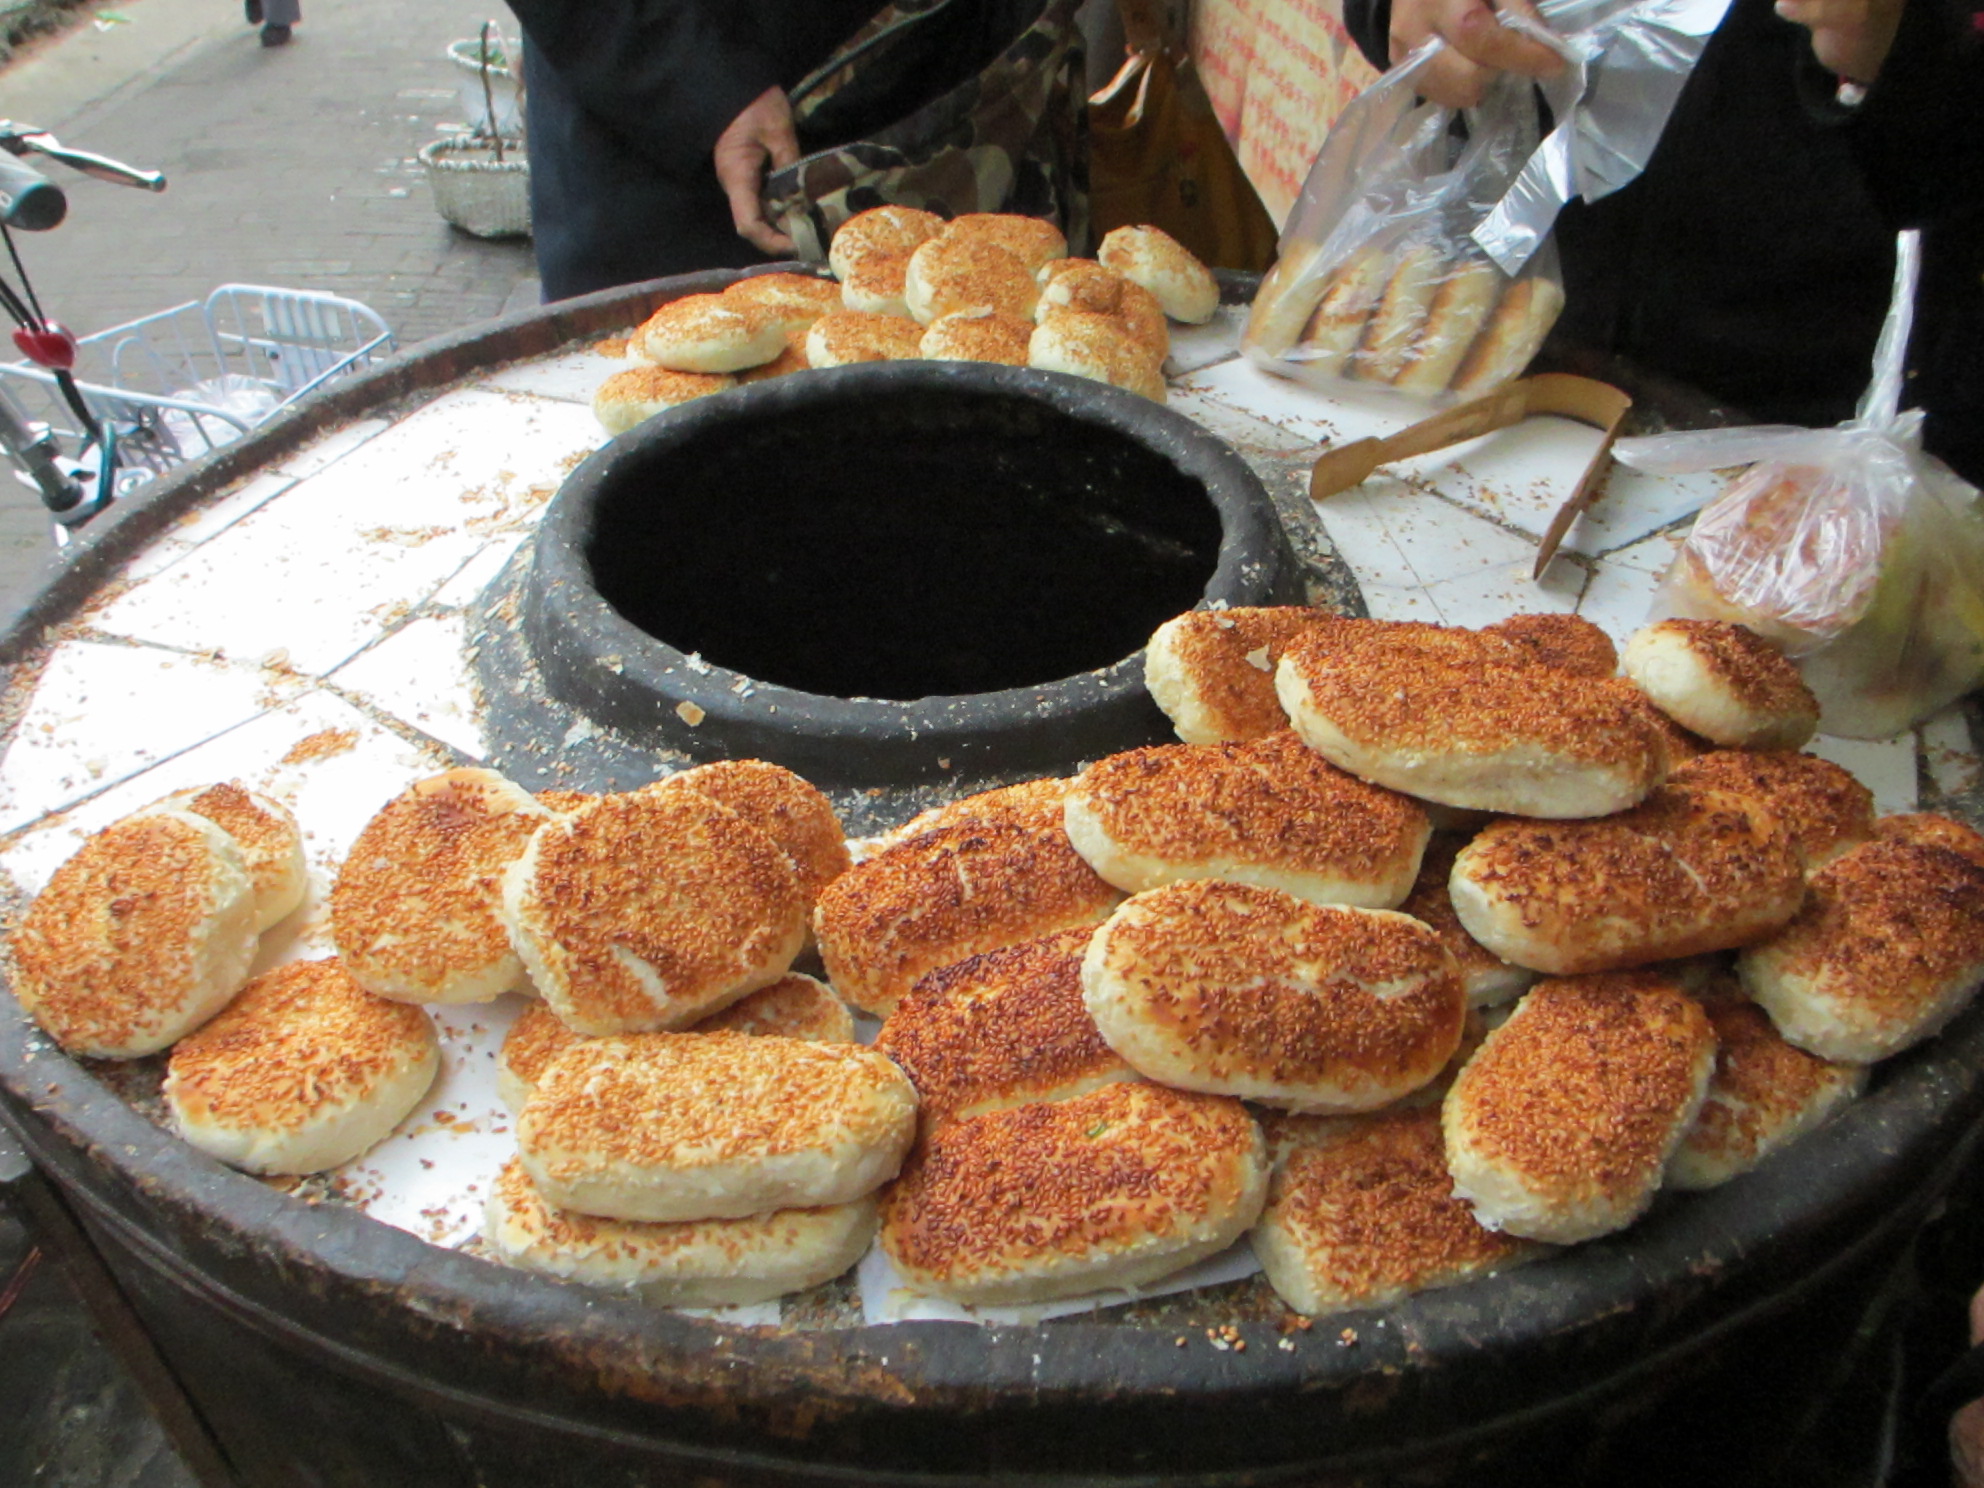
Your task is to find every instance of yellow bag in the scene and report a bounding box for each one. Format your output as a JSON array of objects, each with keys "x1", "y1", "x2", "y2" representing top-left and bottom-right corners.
[{"x1": 1087, "y1": 1, "x2": 1278, "y2": 272}]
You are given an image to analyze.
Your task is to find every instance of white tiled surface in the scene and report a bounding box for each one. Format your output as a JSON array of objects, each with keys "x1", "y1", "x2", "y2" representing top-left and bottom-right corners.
[
  {"x1": 475, "y1": 346, "x2": 626, "y2": 406},
  {"x1": 329, "y1": 612, "x2": 488, "y2": 761}
]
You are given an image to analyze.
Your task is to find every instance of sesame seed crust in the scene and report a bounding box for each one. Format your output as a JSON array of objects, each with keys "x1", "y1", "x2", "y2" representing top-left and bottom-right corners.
[
  {"x1": 1875, "y1": 812, "x2": 1984, "y2": 870},
  {"x1": 812, "y1": 818, "x2": 1122, "y2": 1018},
  {"x1": 631, "y1": 293, "x2": 785, "y2": 373},
  {"x1": 11, "y1": 811, "x2": 258, "y2": 1058},
  {"x1": 1481, "y1": 613, "x2": 1619, "y2": 678},
  {"x1": 888, "y1": 777, "x2": 1074, "y2": 845},
  {"x1": 486, "y1": 1158, "x2": 879, "y2": 1307},
  {"x1": 878, "y1": 1082, "x2": 1268, "y2": 1306},
  {"x1": 944, "y1": 213, "x2": 1069, "y2": 273},
  {"x1": 1063, "y1": 730, "x2": 1430, "y2": 906},
  {"x1": 502, "y1": 790, "x2": 806, "y2": 1036},
  {"x1": 1669, "y1": 750, "x2": 1874, "y2": 872},
  {"x1": 1443, "y1": 972, "x2": 1716, "y2": 1243},
  {"x1": 697, "y1": 972, "x2": 854, "y2": 1043},
  {"x1": 1143, "y1": 606, "x2": 1334, "y2": 744},
  {"x1": 330, "y1": 768, "x2": 552, "y2": 1004},
  {"x1": 1397, "y1": 834, "x2": 1534, "y2": 1008},
  {"x1": 517, "y1": 1032, "x2": 917, "y2": 1222},
  {"x1": 805, "y1": 309, "x2": 925, "y2": 366},
  {"x1": 877, "y1": 926, "x2": 1138, "y2": 1130},
  {"x1": 1252, "y1": 1108, "x2": 1537, "y2": 1316},
  {"x1": 1622, "y1": 620, "x2": 1818, "y2": 749},
  {"x1": 649, "y1": 759, "x2": 851, "y2": 910},
  {"x1": 1449, "y1": 784, "x2": 1807, "y2": 975},
  {"x1": 164, "y1": 959, "x2": 438, "y2": 1173},
  {"x1": 919, "y1": 309, "x2": 1036, "y2": 365},
  {"x1": 496, "y1": 1000, "x2": 589, "y2": 1112},
  {"x1": 151, "y1": 781, "x2": 306, "y2": 931},
  {"x1": 1738, "y1": 835, "x2": 1984, "y2": 1062},
  {"x1": 1081, "y1": 881, "x2": 1465, "y2": 1112},
  {"x1": 906, "y1": 236, "x2": 1041, "y2": 325},
  {"x1": 829, "y1": 205, "x2": 945, "y2": 281}
]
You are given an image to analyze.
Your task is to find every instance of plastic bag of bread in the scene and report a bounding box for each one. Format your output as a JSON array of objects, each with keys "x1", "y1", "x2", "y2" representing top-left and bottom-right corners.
[
  {"x1": 1613, "y1": 233, "x2": 1984, "y2": 741},
  {"x1": 1244, "y1": 0, "x2": 1727, "y2": 402}
]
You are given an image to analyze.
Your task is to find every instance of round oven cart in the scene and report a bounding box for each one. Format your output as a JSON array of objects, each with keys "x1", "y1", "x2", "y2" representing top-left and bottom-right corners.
[{"x1": 2, "y1": 269, "x2": 1982, "y2": 1487}]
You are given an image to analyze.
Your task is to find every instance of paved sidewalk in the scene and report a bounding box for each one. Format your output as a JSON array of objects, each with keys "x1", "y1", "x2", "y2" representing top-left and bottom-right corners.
[{"x1": 0, "y1": 0, "x2": 539, "y2": 609}]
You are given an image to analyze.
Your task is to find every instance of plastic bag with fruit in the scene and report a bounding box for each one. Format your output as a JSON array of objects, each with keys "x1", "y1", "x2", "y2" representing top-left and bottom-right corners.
[
  {"x1": 1242, "y1": 0, "x2": 1728, "y2": 401},
  {"x1": 1613, "y1": 232, "x2": 1984, "y2": 741}
]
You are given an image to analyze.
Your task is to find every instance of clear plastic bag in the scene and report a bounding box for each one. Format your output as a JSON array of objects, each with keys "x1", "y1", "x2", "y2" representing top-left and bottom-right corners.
[
  {"x1": 1243, "y1": 0, "x2": 1728, "y2": 402},
  {"x1": 1613, "y1": 233, "x2": 1984, "y2": 740}
]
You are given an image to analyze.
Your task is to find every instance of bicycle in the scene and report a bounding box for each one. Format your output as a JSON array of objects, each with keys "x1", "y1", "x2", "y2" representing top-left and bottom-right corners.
[{"x1": 0, "y1": 123, "x2": 397, "y2": 543}]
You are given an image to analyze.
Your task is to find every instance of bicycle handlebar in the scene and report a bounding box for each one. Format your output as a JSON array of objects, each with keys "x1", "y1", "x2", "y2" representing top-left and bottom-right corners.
[
  {"x1": 0, "y1": 122, "x2": 167, "y2": 195},
  {"x1": 0, "y1": 154, "x2": 65, "y2": 231}
]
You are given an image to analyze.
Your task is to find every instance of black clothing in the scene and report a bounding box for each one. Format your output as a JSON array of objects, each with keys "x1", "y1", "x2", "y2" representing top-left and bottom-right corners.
[
  {"x1": 507, "y1": 0, "x2": 879, "y2": 299},
  {"x1": 1342, "y1": 0, "x2": 1983, "y2": 482}
]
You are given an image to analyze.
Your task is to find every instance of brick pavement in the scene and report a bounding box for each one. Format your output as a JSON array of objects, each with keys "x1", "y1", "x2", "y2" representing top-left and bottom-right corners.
[{"x1": 0, "y1": 0, "x2": 539, "y2": 611}]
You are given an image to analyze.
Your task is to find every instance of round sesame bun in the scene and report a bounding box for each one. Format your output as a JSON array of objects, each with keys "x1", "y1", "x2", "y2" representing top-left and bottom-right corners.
[
  {"x1": 878, "y1": 1082, "x2": 1267, "y2": 1307},
  {"x1": 1027, "y1": 311, "x2": 1166, "y2": 402},
  {"x1": 1622, "y1": 619, "x2": 1819, "y2": 750},
  {"x1": 943, "y1": 213, "x2": 1068, "y2": 274},
  {"x1": 919, "y1": 308, "x2": 1034, "y2": 365},
  {"x1": 500, "y1": 789, "x2": 806, "y2": 1036},
  {"x1": 516, "y1": 1032, "x2": 918, "y2": 1222},
  {"x1": 145, "y1": 782, "x2": 306, "y2": 933},
  {"x1": 876, "y1": 925, "x2": 1139, "y2": 1131},
  {"x1": 696, "y1": 971, "x2": 853, "y2": 1043},
  {"x1": 828, "y1": 205, "x2": 945, "y2": 282},
  {"x1": 1450, "y1": 783, "x2": 1806, "y2": 976},
  {"x1": 647, "y1": 759, "x2": 850, "y2": 914},
  {"x1": 904, "y1": 236, "x2": 1040, "y2": 325},
  {"x1": 839, "y1": 250, "x2": 914, "y2": 318},
  {"x1": 813, "y1": 817, "x2": 1122, "y2": 1019},
  {"x1": 1664, "y1": 977, "x2": 1866, "y2": 1192},
  {"x1": 1252, "y1": 1107, "x2": 1540, "y2": 1317},
  {"x1": 736, "y1": 342, "x2": 812, "y2": 383},
  {"x1": 1097, "y1": 224, "x2": 1219, "y2": 325},
  {"x1": 1481, "y1": 612, "x2": 1619, "y2": 678},
  {"x1": 1064, "y1": 731, "x2": 1430, "y2": 908},
  {"x1": 804, "y1": 309, "x2": 925, "y2": 367},
  {"x1": 1082, "y1": 881, "x2": 1466, "y2": 1112},
  {"x1": 884, "y1": 776, "x2": 1076, "y2": 847},
  {"x1": 1143, "y1": 606, "x2": 1331, "y2": 744},
  {"x1": 721, "y1": 271, "x2": 840, "y2": 340},
  {"x1": 1444, "y1": 971, "x2": 1716, "y2": 1244},
  {"x1": 331, "y1": 768, "x2": 554, "y2": 1005},
  {"x1": 1738, "y1": 833, "x2": 1984, "y2": 1063},
  {"x1": 164, "y1": 959, "x2": 438, "y2": 1175},
  {"x1": 630, "y1": 293, "x2": 787, "y2": 373},
  {"x1": 1668, "y1": 750, "x2": 1874, "y2": 873},
  {"x1": 484, "y1": 1158, "x2": 878, "y2": 1307},
  {"x1": 11, "y1": 811, "x2": 258, "y2": 1058},
  {"x1": 1874, "y1": 811, "x2": 1984, "y2": 869},
  {"x1": 1274, "y1": 623, "x2": 1668, "y2": 818},
  {"x1": 593, "y1": 365, "x2": 736, "y2": 436},
  {"x1": 1035, "y1": 261, "x2": 1169, "y2": 358},
  {"x1": 1396, "y1": 834, "x2": 1535, "y2": 1009},
  {"x1": 497, "y1": 999, "x2": 589, "y2": 1115}
]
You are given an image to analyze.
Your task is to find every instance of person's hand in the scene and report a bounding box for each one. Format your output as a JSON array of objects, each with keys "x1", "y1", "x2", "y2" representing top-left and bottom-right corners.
[
  {"x1": 1954, "y1": 1290, "x2": 1984, "y2": 1487},
  {"x1": 1772, "y1": 0, "x2": 1905, "y2": 85},
  {"x1": 714, "y1": 86, "x2": 800, "y2": 256},
  {"x1": 1388, "y1": 0, "x2": 1567, "y2": 108}
]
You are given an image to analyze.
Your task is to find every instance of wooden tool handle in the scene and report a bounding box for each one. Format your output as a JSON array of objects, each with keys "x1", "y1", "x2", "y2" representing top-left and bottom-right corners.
[{"x1": 1310, "y1": 380, "x2": 1536, "y2": 501}]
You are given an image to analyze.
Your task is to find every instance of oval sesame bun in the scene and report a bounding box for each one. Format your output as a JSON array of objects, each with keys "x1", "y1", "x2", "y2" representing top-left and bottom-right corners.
[
  {"x1": 1481, "y1": 612, "x2": 1619, "y2": 678},
  {"x1": 1293, "y1": 244, "x2": 1389, "y2": 378},
  {"x1": 331, "y1": 768, "x2": 554, "y2": 1005},
  {"x1": 1027, "y1": 311, "x2": 1166, "y2": 402},
  {"x1": 905, "y1": 235, "x2": 1040, "y2": 325},
  {"x1": 1097, "y1": 224, "x2": 1219, "y2": 325},
  {"x1": 697, "y1": 971, "x2": 853, "y2": 1043},
  {"x1": 1738, "y1": 833, "x2": 1984, "y2": 1063},
  {"x1": 1450, "y1": 783, "x2": 1806, "y2": 976},
  {"x1": 1668, "y1": 750, "x2": 1874, "y2": 873},
  {"x1": 1396, "y1": 834, "x2": 1535, "y2": 1009},
  {"x1": 1664, "y1": 976, "x2": 1866, "y2": 1192},
  {"x1": 630, "y1": 293, "x2": 787, "y2": 373},
  {"x1": 145, "y1": 782, "x2": 306, "y2": 933},
  {"x1": 517, "y1": 1032, "x2": 917, "y2": 1222},
  {"x1": 1444, "y1": 971, "x2": 1716, "y2": 1244},
  {"x1": 813, "y1": 817, "x2": 1122, "y2": 1019},
  {"x1": 877, "y1": 925, "x2": 1139, "y2": 1131},
  {"x1": 1252, "y1": 1107, "x2": 1541, "y2": 1317},
  {"x1": 884, "y1": 775, "x2": 1076, "y2": 847},
  {"x1": 721, "y1": 271, "x2": 840, "y2": 339},
  {"x1": 1244, "y1": 240, "x2": 1324, "y2": 358},
  {"x1": 736, "y1": 342, "x2": 812, "y2": 383},
  {"x1": 804, "y1": 309, "x2": 925, "y2": 368},
  {"x1": 647, "y1": 759, "x2": 850, "y2": 915},
  {"x1": 1350, "y1": 242, "x2": 1443, "y2": 384},
  {"x1": 1035, "y1": 261, "x2": 1169, "y2": 358},
  {"x1": 164, "y1": 959, "x2": 438, "y2": 1175},
  {"x1": 1274, "y1": 623, "x2": 1668, "y2": 818},
  {"x1": 839, "y1": 250, "x2": 914, "y2": 318},
  {"x1": 497, "y1": 999, "x2": 589, "y2": 1115},
  {"x1": 1449, "y1": 274, "x2": 1565, "y2": 398},
  {"x1": 1082, "y1": 881, "x2": 1466, "y2": 1112},
  {"x1": 879, "y1": 1082, "x2": 1267, "y2": 1307},
  {"x1": 593, "y1": 365, "x2": 736, "y2": 436},
  {"x1": 1143, "y1": 606, "x2": 1333, "y2": 744},
  {"x1": 919, "y1": 308, "x2": 1034, "y2": 365},
  {"x1": 1390, "y1": 256, "x2": 1505, "y2": 397},
  {"x1": 11, "y1": 811, "x2": 258, "y2": 1058},
  {"x1": 500, "y1": 789, "x2": 806, "y2": 1036},
  {"x1": 1064, "y1": 731, "x2": 1430, "y2": 908},
  {"x1": 1622, "y1": 619, "x2": 1819, "y2": 750},
  {"x1": 484, "y1": 1158, "x2": 877, "y2": 1307},
  {"x1": 944, "y1": 212, "x2": 1068, "y2": 273},
  {"x1": 828, "y1": 205, "x2": 946, "y2": 282}
]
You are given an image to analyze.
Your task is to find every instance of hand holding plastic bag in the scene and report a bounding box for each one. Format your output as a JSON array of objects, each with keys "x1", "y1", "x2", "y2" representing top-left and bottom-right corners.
[{"x1": 1613, "y1": 233, "x2": 1984, "y2": 740}]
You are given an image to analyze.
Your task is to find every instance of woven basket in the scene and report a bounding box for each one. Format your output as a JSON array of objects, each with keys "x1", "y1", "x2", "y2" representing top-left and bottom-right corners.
[
  {"x1": 447, "y1": 35, "x2": 524, "y2": 135},
  {"x1": 420, "y1": 136, "x2": 531, "y2": 239}
]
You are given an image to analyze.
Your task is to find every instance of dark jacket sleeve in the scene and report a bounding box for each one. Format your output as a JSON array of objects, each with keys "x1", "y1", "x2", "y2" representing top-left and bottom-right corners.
[
  {"x1": 1340, "y1": 0, "x2": 1393, "y2": 71},
  {"x1": 502, "y1": 1, "x2": 781, "y2": 175}
]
